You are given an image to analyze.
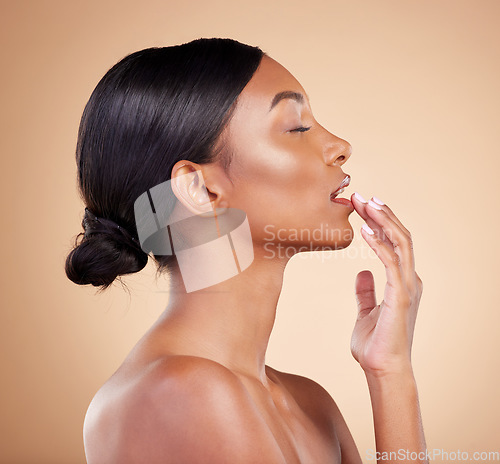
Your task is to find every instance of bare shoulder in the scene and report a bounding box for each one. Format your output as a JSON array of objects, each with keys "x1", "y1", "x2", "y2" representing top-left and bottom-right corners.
[
  {"x1": 266, "y1": 365, "x2": 339, "y2": 421},
  {"x1": 84, "y1": 356, "x2": 274, "y2": 464},
  {"x1": 267, "y1": 366, "x2": 363, "y2": 464}
]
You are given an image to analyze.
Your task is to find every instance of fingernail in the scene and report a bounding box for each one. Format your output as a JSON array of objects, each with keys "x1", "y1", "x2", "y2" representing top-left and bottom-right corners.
[
  {"x1": 372, "y1": 196, "x2": 385, "y2": 206},
  {"x1": 362, "y1": 224, "x2": 374, "y2": 235},
  {"x1": 368, "y1": 199, "x2": 382, "y2": 210},
  {"x1": 354, "y1": 192, "x2": 367, "y2": 203}
]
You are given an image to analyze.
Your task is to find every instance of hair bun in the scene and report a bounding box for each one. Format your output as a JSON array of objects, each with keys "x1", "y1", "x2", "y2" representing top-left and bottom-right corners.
[
  {"x1": 65, "y1": 208, "x2": 148, "y2": 290},
  {"x1": 83, "y1": 207, "x2": 142, "y2": 245}
]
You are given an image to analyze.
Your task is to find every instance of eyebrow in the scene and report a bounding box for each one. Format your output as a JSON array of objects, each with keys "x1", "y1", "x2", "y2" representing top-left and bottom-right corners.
[{"x1": 268, "y1": 90, "x2": 307, "y2": 112}]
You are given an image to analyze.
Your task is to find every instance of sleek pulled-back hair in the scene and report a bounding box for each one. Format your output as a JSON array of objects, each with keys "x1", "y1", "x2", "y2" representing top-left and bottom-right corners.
[{"x1": 65, "y1": 38, "x2": 265, "y2": 291}]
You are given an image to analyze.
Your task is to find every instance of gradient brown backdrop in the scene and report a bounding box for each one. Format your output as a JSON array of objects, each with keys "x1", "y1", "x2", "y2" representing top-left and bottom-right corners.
[{"x1": 1, "y1": 1, "x2": 499, "y2": 463}]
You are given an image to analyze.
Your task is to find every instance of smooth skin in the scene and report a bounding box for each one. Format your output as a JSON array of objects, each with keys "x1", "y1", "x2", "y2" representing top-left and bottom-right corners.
[{"x1": 83, "y1": 55, "x2": 427, "y2": 464}]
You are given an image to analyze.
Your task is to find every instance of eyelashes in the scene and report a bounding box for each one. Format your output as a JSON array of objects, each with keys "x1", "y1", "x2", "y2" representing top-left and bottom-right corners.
[{"x1": 289, "y1": 126, "x2": 312, "y2": 133}]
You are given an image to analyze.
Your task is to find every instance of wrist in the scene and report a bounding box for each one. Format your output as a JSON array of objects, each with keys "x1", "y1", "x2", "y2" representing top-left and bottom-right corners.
[
  {"x1": 362, "y1": 357, "x2": 414, "y2": 379},
  {"x1": 366, "y1": 373, "x2": 418, "y2": 402},
  {"x1": 364, "y1": 363, "x2": 416, "y2": 388}
]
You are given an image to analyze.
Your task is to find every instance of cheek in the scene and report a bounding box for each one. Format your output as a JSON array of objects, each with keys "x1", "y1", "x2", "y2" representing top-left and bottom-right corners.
[
  {"x1": 230, "y1": 145, "x2": 314, "y2": 216},
  {"x1": 232, "y1": 136, "x2": 316, "y2": 194},
  {"x1": 230, "y1": 172, "x2": 331, "y2": 241}
]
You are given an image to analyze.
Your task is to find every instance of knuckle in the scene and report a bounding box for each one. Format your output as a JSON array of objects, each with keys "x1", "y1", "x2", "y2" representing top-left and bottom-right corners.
[
  {"x1": 403, "y1": 232, "x2": 414, "y2": 249},
  {"x1": 385, "y1": 229, "x2": 394, "y2": 241},
  {"x1": 373, "y1": 229, "x2": 385, "y2": 241}
]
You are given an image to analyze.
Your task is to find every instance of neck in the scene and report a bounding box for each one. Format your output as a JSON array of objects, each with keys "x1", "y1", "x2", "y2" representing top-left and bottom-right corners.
[{"x1": 153, "y1": 249, "x2": 289, "y2": 385}]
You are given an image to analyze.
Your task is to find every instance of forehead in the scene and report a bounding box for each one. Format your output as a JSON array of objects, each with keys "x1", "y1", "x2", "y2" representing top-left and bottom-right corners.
[{"x1": 232, "y1": 55, "x2": 307, "y2": 114}]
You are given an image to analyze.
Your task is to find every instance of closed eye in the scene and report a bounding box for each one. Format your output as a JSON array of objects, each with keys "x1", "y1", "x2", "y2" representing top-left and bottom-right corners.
[{"x1": 289, "y1": 126, "x2": 312, "y2": 133}]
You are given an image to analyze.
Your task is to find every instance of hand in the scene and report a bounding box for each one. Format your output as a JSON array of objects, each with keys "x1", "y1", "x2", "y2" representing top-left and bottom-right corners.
[{"x1": 349, "y1": 193, "x2": 423, "y2": 378}]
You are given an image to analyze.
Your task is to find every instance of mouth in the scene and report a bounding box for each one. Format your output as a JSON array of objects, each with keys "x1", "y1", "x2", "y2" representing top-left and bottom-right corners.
[
  {"x1": 330, "y1": 174, "x2": 354, "y2": 209},
  {"x1": 330, "y1": 174, "x2": 351, "y2": 200}
]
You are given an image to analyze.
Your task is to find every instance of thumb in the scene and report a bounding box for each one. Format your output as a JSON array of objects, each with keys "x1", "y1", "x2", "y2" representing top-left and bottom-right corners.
[{"x1": 355, "y1": 270, "x2": 377, "y2": 318}]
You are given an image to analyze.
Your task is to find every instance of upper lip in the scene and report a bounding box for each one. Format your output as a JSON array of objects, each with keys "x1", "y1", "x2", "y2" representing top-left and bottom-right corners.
[{"x1": 331, "y1": 174, "x2": 351, "y2": 198}]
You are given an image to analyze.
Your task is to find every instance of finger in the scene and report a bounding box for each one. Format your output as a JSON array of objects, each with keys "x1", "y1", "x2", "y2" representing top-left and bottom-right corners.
[
  {"x1": 360, "y1": 223, "x2": 407, "y2": 297},
  {"x1": 371, "y1": 197, "x2": 411, "y2": 237},
  {"x1": 351, "y1": 193, "x2": 392, "y2": 246},
  {"x1": 352, "y1": 193, "x2": 412, "y2": 249},
  {"x1": 355, "y1": 270, "x2": 377, "y2": 318},
  {"x1": 364, "y1": 201, "x2": 416, "y2": 289},
  {"x1": 370, "y1": 198, "x2": 418, "y2": 274}
]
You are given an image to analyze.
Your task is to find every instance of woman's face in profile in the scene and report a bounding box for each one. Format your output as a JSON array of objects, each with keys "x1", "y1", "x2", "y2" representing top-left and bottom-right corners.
[{"x1": 221, "y1": 54, "x2": 355, "y2": 254}]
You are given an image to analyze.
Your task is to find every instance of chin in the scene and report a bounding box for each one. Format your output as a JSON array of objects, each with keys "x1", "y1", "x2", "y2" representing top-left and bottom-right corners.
[
  {"x1": 330, "y1": 236, "x2": 354, "y2": 251},
  {"x1": 322, "y1": 222, "x2": 354, "y2": 250}
]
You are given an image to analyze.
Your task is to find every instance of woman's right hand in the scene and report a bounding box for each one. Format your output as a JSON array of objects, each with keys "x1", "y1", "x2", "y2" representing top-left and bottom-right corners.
[{"x1": 349, "y1": 193, "x2": 423, "y2": 378}]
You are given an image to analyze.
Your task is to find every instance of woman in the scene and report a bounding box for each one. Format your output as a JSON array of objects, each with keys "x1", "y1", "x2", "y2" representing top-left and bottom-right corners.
[{"x1": 66, "y1": 38, "x2": 427, "y2": 463}]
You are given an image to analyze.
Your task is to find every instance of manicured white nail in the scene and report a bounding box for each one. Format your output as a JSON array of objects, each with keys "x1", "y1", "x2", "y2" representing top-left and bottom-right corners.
[
  {"x1": 372, "y1": 196, "x2": 385, "y2": 206},
  {"x1": 362, "y1": 224, "x2": 374, "y2": 235},
  {"x1": 354, "y1": 192, "x2": 367, "y2": 203},
  {"x1": 368, "y1": 199, "x2": 382, "y2": 210}
]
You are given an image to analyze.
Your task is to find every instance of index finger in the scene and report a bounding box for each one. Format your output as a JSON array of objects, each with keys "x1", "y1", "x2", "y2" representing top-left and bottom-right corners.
[
  {"x1": 365, "y1": 197, "x2": 418, "y2": 289},
  {"x1": 370, "y1": 196, "x2": 411, "y2": 238}
]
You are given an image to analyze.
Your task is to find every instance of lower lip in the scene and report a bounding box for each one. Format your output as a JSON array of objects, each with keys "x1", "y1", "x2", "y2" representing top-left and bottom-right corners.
[{"x1": 330, "y1": 197, "x2": 354, "y2": 209}]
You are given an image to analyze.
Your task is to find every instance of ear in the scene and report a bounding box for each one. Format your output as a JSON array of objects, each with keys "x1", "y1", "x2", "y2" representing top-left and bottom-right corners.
[{"x1": 170, "y1": 161, "x2": 230, "y2": 217}]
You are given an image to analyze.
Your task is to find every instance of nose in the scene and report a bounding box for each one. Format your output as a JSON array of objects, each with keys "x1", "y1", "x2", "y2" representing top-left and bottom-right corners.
[{"x1": 323, "y1": 135, "x2": 352, "y2": 167}]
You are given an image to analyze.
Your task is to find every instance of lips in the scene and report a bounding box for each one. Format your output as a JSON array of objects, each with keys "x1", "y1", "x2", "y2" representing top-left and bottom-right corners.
[{"x1": 330, "y1": 174, "x2": 351, "y2": 199}]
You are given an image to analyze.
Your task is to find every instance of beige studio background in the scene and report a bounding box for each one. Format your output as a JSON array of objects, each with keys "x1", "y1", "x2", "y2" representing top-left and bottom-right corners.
[{"x1": 1, "y1": 0, "x2": 499, "y2": 463}]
